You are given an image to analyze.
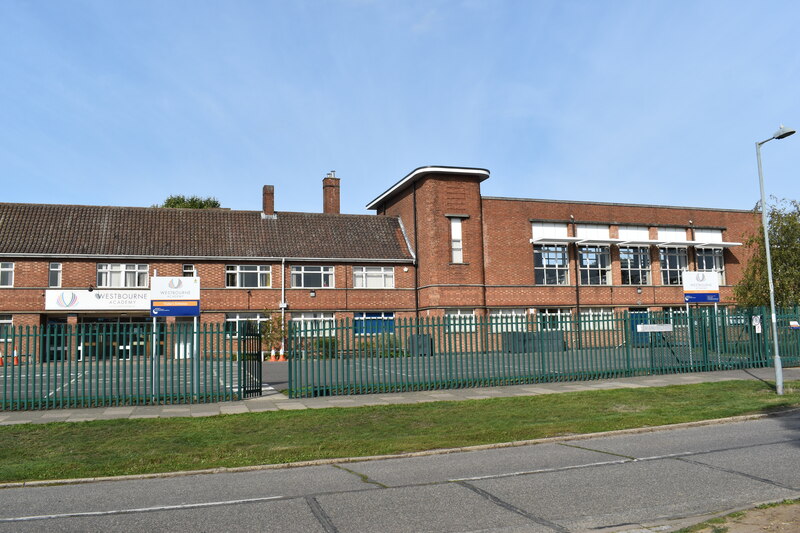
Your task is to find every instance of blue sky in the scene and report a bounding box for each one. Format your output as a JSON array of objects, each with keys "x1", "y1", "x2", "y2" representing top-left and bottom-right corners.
[{"x1": 1, "y1": 0, "x2": 798, "y2": 215}]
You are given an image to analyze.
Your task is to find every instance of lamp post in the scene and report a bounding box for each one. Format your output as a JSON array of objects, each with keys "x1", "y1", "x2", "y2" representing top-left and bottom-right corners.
[{"x1": 755, "y1": 124, "x2": 795, "y2": 395}]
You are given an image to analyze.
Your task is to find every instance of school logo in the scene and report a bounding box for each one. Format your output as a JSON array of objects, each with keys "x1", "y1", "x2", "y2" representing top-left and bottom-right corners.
[
  {"x1": 56, "y1": 291, "x2": 78, "y2": 308},
  {"x1": 168, "y1": 279, "x2": 183, "y2": 289}
]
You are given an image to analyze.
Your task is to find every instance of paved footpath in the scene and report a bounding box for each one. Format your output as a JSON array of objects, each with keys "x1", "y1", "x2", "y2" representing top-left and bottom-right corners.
[{"x1": 2, "y1": 367, "x2": 799, "y2": 425}]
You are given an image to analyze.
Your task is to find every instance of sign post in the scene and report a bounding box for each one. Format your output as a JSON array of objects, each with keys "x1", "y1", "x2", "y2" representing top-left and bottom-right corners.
[{"x1": 150, "y1": 277, "x2": 201, "y2": 398}]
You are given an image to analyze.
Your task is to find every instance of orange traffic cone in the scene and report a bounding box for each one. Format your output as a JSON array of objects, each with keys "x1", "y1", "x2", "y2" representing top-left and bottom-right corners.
[
  {"x1": 0, "y1": 356, "x2": 4, "y2": 367},
  {"x1": 13, "y1": 355, "x2": 19, "y2": 366}
]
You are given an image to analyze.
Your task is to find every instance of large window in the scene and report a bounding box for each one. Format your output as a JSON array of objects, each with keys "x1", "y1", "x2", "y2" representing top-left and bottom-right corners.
[
  {"x1": 450, "y1": 218, "x2": 464, "y2": 263},
  {"x1": 534, "y1": 245, "x2": 569, "y2": 285},
  {"x1": 353, "y1": 266, "x2": 394, "y2": 288},
  {"x1": 97, "y1": 264, "x2": 148, "y2": 288},
  {"x1": 489, "y1": 308, "x2": 527, "y2": 332},
  {"x1": 224, "y1": 312, "x2": 269, "y2": 337},
  {"x1": 659, "y1": 247, "x2": 687, "y2": 285},
  {"x1": 291, "y1": 265, "x2": 334, "y2": 288},
  {"x1": 445, "y1": 309, "x2": 475, "y2": 332},
  {"x1": 580, "y1": 307, "x2": 614, "y2": 330},
  {"x1": 354, "y1": 312, "x2": 395, "y2": 335},
  {"x1": 536, "y1": 308, "x2": 571, "y2": 331},
  {"x1": 292, "y1": 312, "x2": 335, "y2": 336},
  {"x1": 578, "y1": 246, "x2": 611, "y2": 285},
  {"x1": 620, "y1": 246, "x2": 651, "y2": 285},
  {"x1": 0, "y1": 263, "x2": 13, "y2": 287},
  {"x1": 49, "y1": 263, "x2": 62, "y2": 288},
  {"x1": 226, "y1": 265, "x2": 270, "y2": 288},
  {"x1": 696, "y1": 248, "x2": 725, "y2": 284}
]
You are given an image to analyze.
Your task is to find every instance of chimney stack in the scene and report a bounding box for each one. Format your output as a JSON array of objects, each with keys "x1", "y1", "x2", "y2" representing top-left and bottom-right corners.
[
  {"x1": 262, "y1": 185, "x2": 275, "y2": 217},
  {"x1": 323, "y1": 171, "x2": 340, "y2": 214}
]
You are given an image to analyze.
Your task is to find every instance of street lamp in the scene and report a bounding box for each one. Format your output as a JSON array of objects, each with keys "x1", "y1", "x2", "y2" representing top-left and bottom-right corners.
[{"x1": 755, "y1": 124, "x2": 795, "y2": 395}]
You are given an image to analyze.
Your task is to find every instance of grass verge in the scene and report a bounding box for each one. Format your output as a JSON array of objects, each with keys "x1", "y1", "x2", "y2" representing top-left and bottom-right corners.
[
  {"x1": 0, "y1": 380, "x2": 798, "y2": 483},
  {"x1": 676, "y1": 498, "x2": 800, "y2": 532}
]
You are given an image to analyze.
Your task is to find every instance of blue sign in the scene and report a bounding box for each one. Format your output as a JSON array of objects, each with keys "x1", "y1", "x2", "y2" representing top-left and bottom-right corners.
[
  {"x1": 150, "y1": 300, "x2": 200, "y2": 317},
  {"x1": 684, "y1": 292, "x2": 720, "y2": 303}
]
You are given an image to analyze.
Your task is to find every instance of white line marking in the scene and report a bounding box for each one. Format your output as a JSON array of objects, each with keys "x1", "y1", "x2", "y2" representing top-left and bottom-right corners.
[
  {"x1": 0, "y1": 495, "x2": 284, "y2": 523},
  {"x1": 450, "y1": 458, "x2": 632, "y2": 482}
]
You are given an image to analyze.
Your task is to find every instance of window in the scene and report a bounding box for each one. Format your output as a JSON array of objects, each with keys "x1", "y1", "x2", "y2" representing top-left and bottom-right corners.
[
  {"x1": 489, "y1": 309, "x2": 527, "y2": 332},
  {"x1": 659, "y1": 247, "x2": 687, "y2": 285},
  {"x1": 48, "y1": 263, "x2": 62, "y2": 288},
  {"x1": 292, "y1": 312, "x2": 335, "y2": 336},
  {"x1": 292, "y1": 265, "x2": 334, "y2": 288},
  {"x1": 620, "y1": 247, "x2": 651, "y2": 285},
  {"x1": 224, "y1": 313, "x2": 269, "y2": 337},
  {"x1": 226, "y1": 265, "x2": 270, "y2": 288},
  {"x1": 534, "y1": 245, "x2": 569, "y2": 285},
  {"x1": 97, "y1": 264, "x2": 149, "y2": 288},
  {"x1": 0, "y1": 315, "x2": 11, "y2": 339},
  {"x1": 662, "y1": 307, "x2": 688, "y2": 328},
  {"x1": 537, "y1": 308, "x2": 571, "y2": 331},
  {"x1": 354, "y1": 312, "x2": 395, "y2": 335},
  {"x1": 696, "y1": 248, "x2": 725, "y2": 284},
  {"x1": 183, "y1": 264, "x2": 197, "y2": 277},
  {"x1": 445, "y1": 309, "x2": 475, "y2": 332},
  {"x1": 450, "y1": 218, "x2": 464, "y2": 263},
  {"x1": 0, "y1": 263, "x2": 13, "y2": 287},
  {"x1": 580, "y1": 308, "x2": 614, "y2": 330},
  {"x1": 353, "y1": 266, "x2": 394, "y2": 288},
  {"x1": 579, "y1": 246, "x2": 611, "y2": 285}
]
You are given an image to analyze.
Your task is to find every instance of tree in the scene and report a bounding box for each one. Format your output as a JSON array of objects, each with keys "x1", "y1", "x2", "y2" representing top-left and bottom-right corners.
[
  {"x1": 734, "y1": 198, "x2": 800, "y2": 308},
  {"x1": 154, "y1": 195, "x2": 221, "y2": 209}
]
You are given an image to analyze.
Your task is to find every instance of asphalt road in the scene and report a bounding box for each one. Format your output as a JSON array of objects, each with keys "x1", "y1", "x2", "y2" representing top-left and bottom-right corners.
[{"x1": 1, "y1": 411, "x2": 799, "y2": 533}]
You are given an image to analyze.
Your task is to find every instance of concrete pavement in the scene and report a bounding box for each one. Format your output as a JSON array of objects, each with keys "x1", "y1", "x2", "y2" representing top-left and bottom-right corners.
[{"x1": 1, "y1": 366, "x2": 799, "y2": 425}]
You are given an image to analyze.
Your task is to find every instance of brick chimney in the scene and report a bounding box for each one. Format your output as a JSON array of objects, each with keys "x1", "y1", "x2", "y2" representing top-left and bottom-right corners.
[
  {"x1": 262, "y1": 185, "x2": 275, "y2": 217},
  {"x1": 323, "y1": 172, "x2": 340, "y2": 214}
]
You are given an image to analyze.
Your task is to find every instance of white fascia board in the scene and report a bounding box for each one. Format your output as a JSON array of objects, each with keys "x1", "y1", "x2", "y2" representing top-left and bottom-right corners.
[
  {"x1": 366, "y1": 166, "x2": 490, "y2": 210},
  {"x1": 529, "y1": 237, "x2": 582, "y2": 245},
  {"x1": 0, "y1": 253, "x2": 415, "y2": 263}
]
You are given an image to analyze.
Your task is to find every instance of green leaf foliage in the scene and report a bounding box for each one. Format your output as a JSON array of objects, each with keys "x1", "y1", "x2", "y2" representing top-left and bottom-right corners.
[
  {"x1": 735, "y1": 198, "x2": 800, "y2": 307},
  {"x1": 155, "y1": 195, "x2": 221, "y2": 209}
]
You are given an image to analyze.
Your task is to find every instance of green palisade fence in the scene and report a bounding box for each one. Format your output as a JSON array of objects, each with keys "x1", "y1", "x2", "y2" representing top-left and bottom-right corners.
[
  {"x1": 287, "y1": 308, "x2": 800, "y2": 398},
  {"x1": 0, "y1": 323, "x2": 259, "y2": 411}
]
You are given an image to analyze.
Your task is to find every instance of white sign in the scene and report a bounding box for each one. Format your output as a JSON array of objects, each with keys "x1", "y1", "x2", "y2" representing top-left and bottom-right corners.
[
  {"x1": 45, "y1": 290, "x2": 150, "y2": 311},
  {"x1": 682, "y1": 271, "x2": 720, "y2": 292},
  {"x1": 150, "y1": 277, "x2": 201, "y2": 300},
  {"x1": 636, "y1": 324, "x2": 674, "y2": 333}
]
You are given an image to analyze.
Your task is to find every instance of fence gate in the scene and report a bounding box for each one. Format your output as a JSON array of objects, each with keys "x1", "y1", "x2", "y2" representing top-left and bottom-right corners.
[{"x1": 238, "y1": 322, "x2": 263, "y2": 398}]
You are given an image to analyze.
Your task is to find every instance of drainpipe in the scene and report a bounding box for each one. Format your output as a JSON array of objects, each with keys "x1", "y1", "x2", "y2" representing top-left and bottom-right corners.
[
  {"x1": 413, "y1": 181, "x2": 420, "y2": 319},
  {"x1": 280, "y1": 257, "x2": 286, "y2": 356}
]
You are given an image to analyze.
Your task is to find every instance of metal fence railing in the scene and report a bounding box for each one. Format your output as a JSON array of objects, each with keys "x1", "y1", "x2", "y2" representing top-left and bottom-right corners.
[
  {"x1": 287, "y1": 307, "x2": 800, "y2": 398},
  {"x1": 0, "y1": 323, "x2": 260, "y2": 411}
]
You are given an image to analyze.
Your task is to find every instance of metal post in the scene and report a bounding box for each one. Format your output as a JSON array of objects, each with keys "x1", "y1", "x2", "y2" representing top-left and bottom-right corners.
[
  {"x1": 193, "y1": 315, "x2": 199, "y2": 399},
  {"x1": 756, "y1": 138, "x2": 785, "y2": 395}
]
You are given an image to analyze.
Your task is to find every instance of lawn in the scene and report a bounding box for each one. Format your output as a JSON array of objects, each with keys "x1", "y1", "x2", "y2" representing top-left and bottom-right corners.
[{"x1": 0, "y1": 380, "x2": 798, "y2": 483}]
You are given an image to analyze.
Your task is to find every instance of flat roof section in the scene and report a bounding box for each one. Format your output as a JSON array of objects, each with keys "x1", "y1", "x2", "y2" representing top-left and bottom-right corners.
[{"x1": 366, "y1": 166, "x2": 490, "y2": 210}]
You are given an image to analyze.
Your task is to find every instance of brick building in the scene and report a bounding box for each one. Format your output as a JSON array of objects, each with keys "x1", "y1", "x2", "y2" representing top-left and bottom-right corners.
[{"x1": 0, "y1": 166, "x2": 757, "y2": 333}]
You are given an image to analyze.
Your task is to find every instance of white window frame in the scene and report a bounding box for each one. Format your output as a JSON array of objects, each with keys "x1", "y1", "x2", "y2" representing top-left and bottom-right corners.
[
  {"x1": 659, "y1": 247, "x2": 688, "y2": 285},
  {"x1": 534, "y1": 244, "x2": 569, "y2": 285},
  {"x1": 0, "y1": 315, "x2": 11, "y2": 340},
  {"x1": 450, "y1": 218, "x2": 464, "y2": 263},
  {"x1": 696, "y1": 248, "x2": 725, "y2": 284},
  {"x1": 291, "y1": 265, "x2": 334, "y2": 289},
  {"x1": 292, "y1": 312, "x2": 335, "y2": 337},
  {"x1": 537, "y1": 308, "x2": 572, "y2": 331},
  {"x1": 489, "y1": 309, "x2": 527, "y2": 332},
  {"x1": 97, "y1": 263, "x2": 149, "y2": 288},
  {"x1": 0, "y1": 262, "x2": 14, "y2": 287},
  {"x1": 353, "y1": 266, "x2": 394, "y2": 288},
  {"x1": 580, "y1": 307, "x2": 615, "y2": 330},
  {"x1": 49, "y1": 262, "x2": 62, "y2": 288},
  {"x1": 445, "y1": 309, "x2": 476, "y2": 332},
  {"x1": 578, "y1": 245, "x2": 611, "y2": 285},
  {"x1": 224, "y1": 312, "x2": 269, "y2": 338},
  {"x1": 183, "y1": 264, "x2": 197, "y2": 277},
  {"x1": 226, "y1": 265, "x2": 271, "y2": 288},
  {"x1": 619, "y1": 246, "x2": 651, "y2": 285}
]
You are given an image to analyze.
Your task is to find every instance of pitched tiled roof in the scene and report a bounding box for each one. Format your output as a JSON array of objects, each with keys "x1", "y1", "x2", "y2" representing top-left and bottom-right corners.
[{"x1": 0, "y1": 203, "x2": 413, "y2": 261}]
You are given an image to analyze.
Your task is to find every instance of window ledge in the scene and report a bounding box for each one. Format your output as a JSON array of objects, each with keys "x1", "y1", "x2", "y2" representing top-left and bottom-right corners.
[{"x1": 449, "y1": 262, "x2": 470, "y2": 266}]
